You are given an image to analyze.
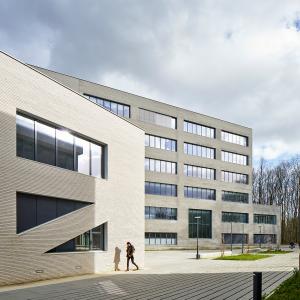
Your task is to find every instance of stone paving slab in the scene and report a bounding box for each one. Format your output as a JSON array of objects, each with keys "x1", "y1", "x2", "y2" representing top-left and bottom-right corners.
[{"x1": 0, "y1": 271, "x2": 293, "y2": 300}]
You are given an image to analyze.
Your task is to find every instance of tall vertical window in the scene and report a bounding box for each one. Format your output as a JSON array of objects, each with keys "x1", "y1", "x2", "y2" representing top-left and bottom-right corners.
[
  {"x1": 254, "y1": 214, "x2": 276, "y2": 225},
  {"x1": 221, "y1": 171, "x2": 248, "y2": 184},
  {"x1": 16, "y1": 113, "x2": 106, "y2": 178},
  {"x1": 189, "y1": 209, "x2": 212, "y2": 238},
  {"x1": 221, "y1": 131, "x2": 248, "y2": 147},
  {"x1": 36, "y1": 122, "x2": 56, "y2": 166},
  {"x1": 145, "y1": 158, "x2": 177, "y2": 174},
  {"x1": 184, "y1": 164, "x2": 215, "y2": 180},
  {"x1": 84, "y1": 94, "x2": 130, "y2": 118},
  {"x1": 139, "y1": 108, "x2": 176, "y2": 129},
  {"x1": 184, "y1": 142, "x2": 215, "y2": 159},
  {"x1": 184, "y1": 121, "x2": 215, "y2": 138},
  {"x1": 16, "y1": 114, "x2": 35, "y2": 160},
  {"x1": 56, "y1": 130, "x2": 74, "y2": 170},
  {"x1": 91, "y1": 143, "x2": 102, "y2": 177},
  {"x1": 145, "y1": 134, "x2": 177, "y2": 152},
  {"x1": 184, "y1": 186, "x2": 216, "y2": 200},
  {"x1": 222, "y1": 212, "x2": 248, "y2": 223},
  {"x1": 222, "y1": 191, "x2": 249, "y2": 203},
  {"x1": 75, "y1": 137, "x2": 90, "y2": 175},
  {"x1": 221, "y1": 151, "x2": 248, "y2": 165}
]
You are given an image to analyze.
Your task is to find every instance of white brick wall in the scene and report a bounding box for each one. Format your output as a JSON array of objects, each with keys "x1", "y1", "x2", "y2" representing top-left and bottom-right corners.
[{"x1": 0, "y1": 52, "x2": 145, "y2": 285}]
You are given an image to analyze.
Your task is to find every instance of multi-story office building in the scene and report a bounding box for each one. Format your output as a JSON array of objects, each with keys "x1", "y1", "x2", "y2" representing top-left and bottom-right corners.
[
  {"x1": 34, "y1": 65, "x2": 281, "y2": 250},
  {"x1": 0, "y1": 52, "x2": 144, "y2": 285}
]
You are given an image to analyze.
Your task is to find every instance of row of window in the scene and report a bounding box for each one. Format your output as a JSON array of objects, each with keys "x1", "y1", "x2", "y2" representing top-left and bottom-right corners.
[
  {"x1": 222, "y1": 234, "x2": 276, "y2": 244},
  {"x1": 184, "y1": 142, "x2": 215, "y2": 159},
  {"x1": 145, "y1": 208, "x2": 277, "y2": 226},
  {"x1": 84, "y1": 95, "x2": 249, "y2": 147},
  {"x1": 184, "y1": 186, "x2": 216, "y2": 200},
  {"x1": 183, "y1": 164, "x2": 215, "y2": 180},
  {"x1": 146, "y1": 182, "x2": 249, "y2": 202},
  {"x1": 145, "y1": 134, "x2": 176, "y2": 151},
  {"x1": 145, "y1": 206, "x2": 177, "y2": 220},
  {"x1": 145, "y1": 135, "x2": 249, "y2": 166},
  {"x1": 145, "y1": 158, "x2": 177, "y2": 174},
  {"x1": 145, "y1": 232, "x2": 177, "y2": 245},
  {"x1": 144, "y1": 182, "x2": 177, "y2": 196},
  {"x1": 17, "y1": 114, "x2": 105, "y2": 178},
  {"x1": 221, "y1": 151, "x2": 248, "y2": 166},
  {"x1": 85, "y1": 94, "x2": 130, "y2": 118},
  {"x1": 145, "y1": 233, "x2": 277, "y2": 245},
  {"x1": 184, "y1": 121, "x2": 215, "y2": 139},
  {"x1": 146, "y1": 162, "x2": 247, "y2": 186}
]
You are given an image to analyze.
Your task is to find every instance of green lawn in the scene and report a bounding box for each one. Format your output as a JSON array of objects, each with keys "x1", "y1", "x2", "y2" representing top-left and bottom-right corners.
[
  {"x1": 261, "y1": 250, "x2": 292, "y2": 254},
  {"x1": 215, "y1": 254, "x2": 272, "y2": 260},
  {"x1": 265, "y1": 271, "x2": 300, "y2": 300}
]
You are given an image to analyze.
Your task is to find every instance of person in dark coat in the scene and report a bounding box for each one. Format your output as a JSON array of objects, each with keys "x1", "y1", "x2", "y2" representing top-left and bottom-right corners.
[{"x1": 126, "y1": 242, "x2": 139, "y2": 271}]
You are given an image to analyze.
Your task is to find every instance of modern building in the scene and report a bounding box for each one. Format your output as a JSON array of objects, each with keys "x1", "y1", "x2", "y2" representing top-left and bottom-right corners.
[
  {"x1": 33, "y1": 65, "x2": 281, "y2": 250},
  {"x1": 0, "y1": 51, "x2": 145, "y2": 286}
]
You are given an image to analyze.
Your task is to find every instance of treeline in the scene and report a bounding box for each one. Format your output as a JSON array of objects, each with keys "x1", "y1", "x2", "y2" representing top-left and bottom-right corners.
[{"x1": 252, "y1": 157, "x2": 300, "y2": 244}]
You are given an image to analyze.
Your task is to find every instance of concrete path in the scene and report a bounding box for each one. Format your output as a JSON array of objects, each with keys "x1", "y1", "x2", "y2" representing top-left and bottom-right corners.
[{"x1": 0, "y1": 250, "x2": 298, "y2": 299}]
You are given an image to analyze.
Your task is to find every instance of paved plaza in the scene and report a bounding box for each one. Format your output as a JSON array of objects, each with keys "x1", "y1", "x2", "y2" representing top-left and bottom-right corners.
[{"x1": 0, "y1": 250, "x2": 298, "y2": 300}]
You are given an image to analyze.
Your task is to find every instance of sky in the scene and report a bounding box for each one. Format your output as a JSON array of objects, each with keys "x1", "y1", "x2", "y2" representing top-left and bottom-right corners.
[{"x1": 1, "y1": 0, "x2": 300, "y2": 168}]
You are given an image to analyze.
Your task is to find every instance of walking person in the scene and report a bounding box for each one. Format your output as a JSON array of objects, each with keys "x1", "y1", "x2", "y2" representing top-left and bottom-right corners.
[{"x1": 126, "y1": 242, "x2": 139, "y2": 271}]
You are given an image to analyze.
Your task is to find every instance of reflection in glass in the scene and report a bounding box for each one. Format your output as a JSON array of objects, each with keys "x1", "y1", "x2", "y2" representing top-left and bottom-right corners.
[
  {"x1": 16, "y1": 115, "x2": 35, "y2": 160},
  {"x1": 75, "y1": 137, "x2": 90, "y2": 175},
  {"x1": 57, "y1": 130, "x2": 74, "y2": 170},
  {"x1": 36, "y1": 122, "x2": 56, "y2": 165},
  {"x1": 91, "y1": 143, "x2": 102, "y2": 177}
]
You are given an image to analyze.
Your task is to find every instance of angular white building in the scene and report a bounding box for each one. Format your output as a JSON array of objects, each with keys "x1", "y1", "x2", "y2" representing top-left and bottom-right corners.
[{"x1": 0, "y1": 52, "x2": 145, "y2": 286}]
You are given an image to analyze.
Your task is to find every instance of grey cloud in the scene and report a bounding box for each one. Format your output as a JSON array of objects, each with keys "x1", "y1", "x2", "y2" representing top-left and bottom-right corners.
[{"x1": 1, "y1": 0, "x2": 300, "y2": 162}]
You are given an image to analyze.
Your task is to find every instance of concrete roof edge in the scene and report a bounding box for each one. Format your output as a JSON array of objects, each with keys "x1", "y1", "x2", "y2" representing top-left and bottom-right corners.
[{"x1": 29, "y1": 64, "x2": 253, "y2": 131}]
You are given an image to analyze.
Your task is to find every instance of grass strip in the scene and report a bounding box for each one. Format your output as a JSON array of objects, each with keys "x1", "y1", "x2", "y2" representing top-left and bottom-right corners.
[
  {"x1": 214, "y1": 254, "x2": 272, "y2": 261},
  {"x1": 265, "y1": 271, "x2": 300, "y2": 300}
]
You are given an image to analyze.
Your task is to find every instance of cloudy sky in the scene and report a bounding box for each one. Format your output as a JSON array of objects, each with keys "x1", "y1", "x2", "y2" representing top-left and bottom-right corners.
[{"x1": 1, "y1": 0, "x2": 300, "y2": 166}]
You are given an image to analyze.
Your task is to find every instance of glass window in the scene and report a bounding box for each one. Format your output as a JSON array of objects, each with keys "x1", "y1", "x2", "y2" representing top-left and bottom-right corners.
[
  {"x1": 75, "y1": 137, "x2": 90, "y2": 175},
  {"x1": 145, "y1": 134, "x2": 177, "y2": 152},
  {"x1": 56, "y1": 130, "x2": 74, "y2": 170},
  {"x1": 145, "y1": 232, "x2": 177, "y2": 245},
  {"x1": 16, "y1": 113, "x2": 105, "y2": 179},
  {"x1": 221, "y1": 131, "x2": 248, "y2": 146},
  {"x1": 139, "y1": 108, "x2": 176, "y2": 129},
  {"x1": 91, "y1": 143, "x2": 102, "y2": 178},
  {"x1": 36, "y1": 121, "x2": 56, "y2": 166},
  {"x1": 184, "y1": 143, "x2": 215, "y2": 159},
  {"x1": 222, "y1": 191, "x2": 249, "y2": 203},
  {"x1": 184, "y1": 120, "x2": 215, "y2": 139},
  {"x1": 188, "y1": 209, "x2": 212, "y2": 238},
  {"x1": 184, "y1": 186, "x2": 216, "y2": 200},
  {"x1": 222, "y1": 212, "x2": 248, "y2": 223},
  {"x1": 221, "y1": 151, "x2": 248, "y2": 166},
  {"x1": 16, "y1": 114, "x2": 35, "y2": 160}
]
